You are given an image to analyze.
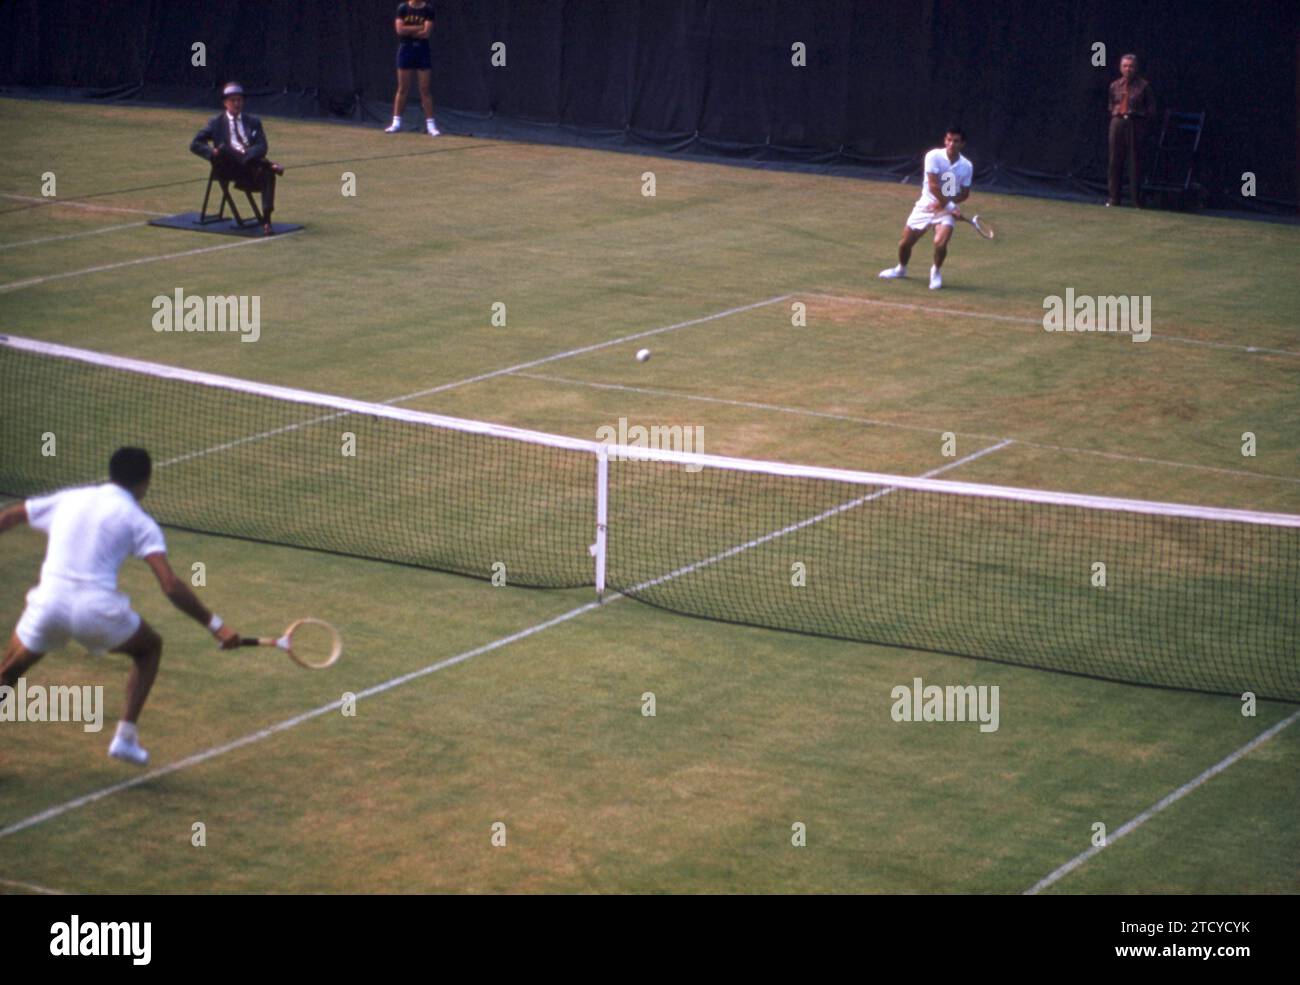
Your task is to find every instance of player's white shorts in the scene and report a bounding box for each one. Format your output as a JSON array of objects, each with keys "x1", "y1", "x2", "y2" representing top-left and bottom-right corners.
[
  {"x1": 15, "y1": 581, "x2": 141, "y2": 655},
  {"x1": 906, "y1": 202, "x2": 958, "y2": 231}
]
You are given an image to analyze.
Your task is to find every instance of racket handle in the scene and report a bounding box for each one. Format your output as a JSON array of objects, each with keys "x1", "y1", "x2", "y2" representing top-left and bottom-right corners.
[{"x1": 238, "y1": 637, "x2": 262, "y2": 647}]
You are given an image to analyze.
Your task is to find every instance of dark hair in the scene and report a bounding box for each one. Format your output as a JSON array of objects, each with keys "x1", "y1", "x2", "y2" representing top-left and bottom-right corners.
[
  {"x1": 109, "y1": 447, "x2": 152, "y2": 488},
  {"x1": 946, "y1": 126, "x2": 967, "y2": 141}
]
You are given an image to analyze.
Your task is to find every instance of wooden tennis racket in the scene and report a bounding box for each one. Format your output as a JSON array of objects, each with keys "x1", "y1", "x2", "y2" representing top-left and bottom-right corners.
[
  {"x1": 238, "y1": 618, "x2": 343, "y2": 670},
  {"x1": 960, "y1": 213, "x2": 996, "y2": 239}
]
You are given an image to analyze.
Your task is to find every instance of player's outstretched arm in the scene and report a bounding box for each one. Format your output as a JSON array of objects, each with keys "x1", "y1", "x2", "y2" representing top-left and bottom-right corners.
[
  {"x1": 0, "y1": 503, "x2": 27, "y2": 535},
  {"x1": 143, "y1": 553, "x2": 239, "y2": 648}
]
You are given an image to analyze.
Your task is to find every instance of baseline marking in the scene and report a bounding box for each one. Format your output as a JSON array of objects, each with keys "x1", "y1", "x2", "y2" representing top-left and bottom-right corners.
[
  {"x1": 0, "y1": 194, "x2": 168, "y2": 217},
  {"x1": 0, "y1": 221, "x2": 148, "y2": 251},
  {"x1": 0, "y1": 232, "x2": 300, "y2": 293}
]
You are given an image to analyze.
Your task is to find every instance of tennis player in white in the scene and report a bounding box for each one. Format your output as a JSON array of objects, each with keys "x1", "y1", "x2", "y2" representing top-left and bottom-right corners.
[
  {"x1": 879, "y1": 127, "x2": 973, "y2": 290},
  {"x1": 0, "y1": 448, "x2": 240, "y2": 766}
]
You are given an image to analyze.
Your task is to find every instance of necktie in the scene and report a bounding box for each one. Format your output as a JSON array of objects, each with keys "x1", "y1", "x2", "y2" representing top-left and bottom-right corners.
[
  {"x1": 230, "y1": 115, "x2": 247, "y2": 152},
  {"x1": 1119, "y1": 82, "x2": 1129, "y2": 117}
]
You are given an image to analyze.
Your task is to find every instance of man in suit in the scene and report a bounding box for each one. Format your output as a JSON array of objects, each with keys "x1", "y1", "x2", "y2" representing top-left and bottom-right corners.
[
  {"x1": 190, "y1": 82, "x2": 285, "y2": 235},
  {"x1": 1106, "y1": 54, "x2": 1156, "y2": 208}
]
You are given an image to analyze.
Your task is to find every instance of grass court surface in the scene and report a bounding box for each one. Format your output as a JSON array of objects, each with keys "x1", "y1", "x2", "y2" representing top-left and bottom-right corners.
[{"x1": 1, "y1": 98, "x2": 1297, "y2": 893}]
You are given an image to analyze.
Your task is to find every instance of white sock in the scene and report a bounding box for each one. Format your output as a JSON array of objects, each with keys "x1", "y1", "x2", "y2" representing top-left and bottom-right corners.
[
  {"x1": 391, "y1": 116, "x2": 401, "y2": 126},
  {"x1": 426, "y1": 118, "x2": 436, "y2": 126},
  {"x1": 115, "y1": 720, "x2": 138, "y2": 742},
  {"x1": 897, "y1": 264, "x2": 907, "y2": 274}
]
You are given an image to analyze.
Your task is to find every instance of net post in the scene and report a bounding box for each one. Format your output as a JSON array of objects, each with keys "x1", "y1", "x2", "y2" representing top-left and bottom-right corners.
[{"x1": 592, "y1": 446, "x2": 609, "y2": 596}]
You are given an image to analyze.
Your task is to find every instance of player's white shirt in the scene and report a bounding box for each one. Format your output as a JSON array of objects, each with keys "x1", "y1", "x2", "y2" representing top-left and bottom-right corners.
[
  {"x1": 916, "y1": 147, "x2": 973, "y2": 210},
  {"x1": 26, "y1": 483, "x2": 167, "y2": 591}
]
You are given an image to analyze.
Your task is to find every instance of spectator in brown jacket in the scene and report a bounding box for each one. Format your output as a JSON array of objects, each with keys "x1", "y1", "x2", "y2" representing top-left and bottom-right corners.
[{"x1": 1107, "y1": 54, "x2": 1156, "y2": 208}]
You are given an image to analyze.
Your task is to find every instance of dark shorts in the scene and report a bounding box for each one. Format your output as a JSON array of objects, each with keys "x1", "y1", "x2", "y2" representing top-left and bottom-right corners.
[{"x1": 397, "y1": 43, "x2": 431, "y2": 71}]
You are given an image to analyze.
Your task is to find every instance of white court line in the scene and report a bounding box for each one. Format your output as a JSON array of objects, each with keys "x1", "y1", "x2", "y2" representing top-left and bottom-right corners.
[
  {"x1": 806, "y1": 292, "x2": 1300, "y2": 358},
  {"x1": 157, "y1": 411, "x2": 342, "y2": 470},
  {"x1": 513, "y1": 371, "x2": 1300, "y2": 486},
  {"x1": 0, "y1": 600, "x2": 603, "y2": 842},
  {"x1": 0, "y1": 221, "x2": 148, "y2": 251},
  {"x1": 0, "y1": 877, "x2": 68, "y2": 895},
  {"x1": 0, "y1": 232, "x2": 300, "y2": 293},
  {"x1": 1, "y1": 193, "x2": 169, "y2": 217},
  {"x1": 155, "y1": 295, "x2": 791, "y2": 471},
  {"x1": 1024, "y1": 708, "x2": 1300, "y2": 895},
  {"x1": 385, "y1": 294, "x2": 792, "y2": 401},
  {"x1": 0, "y1": 438, "x2": 1011, "y2": 842}
]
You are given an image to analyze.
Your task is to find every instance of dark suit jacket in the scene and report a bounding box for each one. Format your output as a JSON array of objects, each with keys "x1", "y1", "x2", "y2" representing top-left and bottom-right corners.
[
  {"x1": 190, "y1": 112, "x2": 269, "y2": 166},
  {"x1": 1108, "y1": 76, "x2": 1156, "y2": 120}
]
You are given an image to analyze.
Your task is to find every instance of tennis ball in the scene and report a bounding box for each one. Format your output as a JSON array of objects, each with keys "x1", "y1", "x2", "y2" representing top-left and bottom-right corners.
[{"x1": 636, "y1": 348, "x2": 651, "y2": 362}]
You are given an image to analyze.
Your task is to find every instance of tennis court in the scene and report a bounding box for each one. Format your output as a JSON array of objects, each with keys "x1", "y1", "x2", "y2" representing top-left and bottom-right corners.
[{"x1": 1, "y1": 98, "x2": 1297, "y2": 894}]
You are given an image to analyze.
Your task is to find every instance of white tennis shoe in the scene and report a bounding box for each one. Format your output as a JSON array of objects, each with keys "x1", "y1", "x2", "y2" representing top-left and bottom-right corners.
[
  {"x1": 426, "y1": 120, "x2": 440, "y2": 137},
  {"x1": 384, "y1": 120, "x2": 402, "y2": 134},
  {"x1": 108, "y1": 734, "x2": 149, "y2": 766},
  {"x1": 878, "y1": 265, "x2": 907, "y2": 279},
  {"x1": 929, "y1": 266, "x2": 943, "y2": 290}
]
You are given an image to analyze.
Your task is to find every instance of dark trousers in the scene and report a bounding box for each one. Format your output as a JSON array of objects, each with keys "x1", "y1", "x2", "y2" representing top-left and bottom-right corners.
[
  {"x1": 1107, "y1": 116, "x2": 1144, "y2": 206},
  {"x1": 214, "y1": 155, "x2": 276, "y2": 217}
]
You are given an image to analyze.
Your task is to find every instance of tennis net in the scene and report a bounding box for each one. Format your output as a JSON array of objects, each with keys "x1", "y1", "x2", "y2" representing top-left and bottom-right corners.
[{"x1": 3, "y1": 334, "x2": 1297, "y2": 701}]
